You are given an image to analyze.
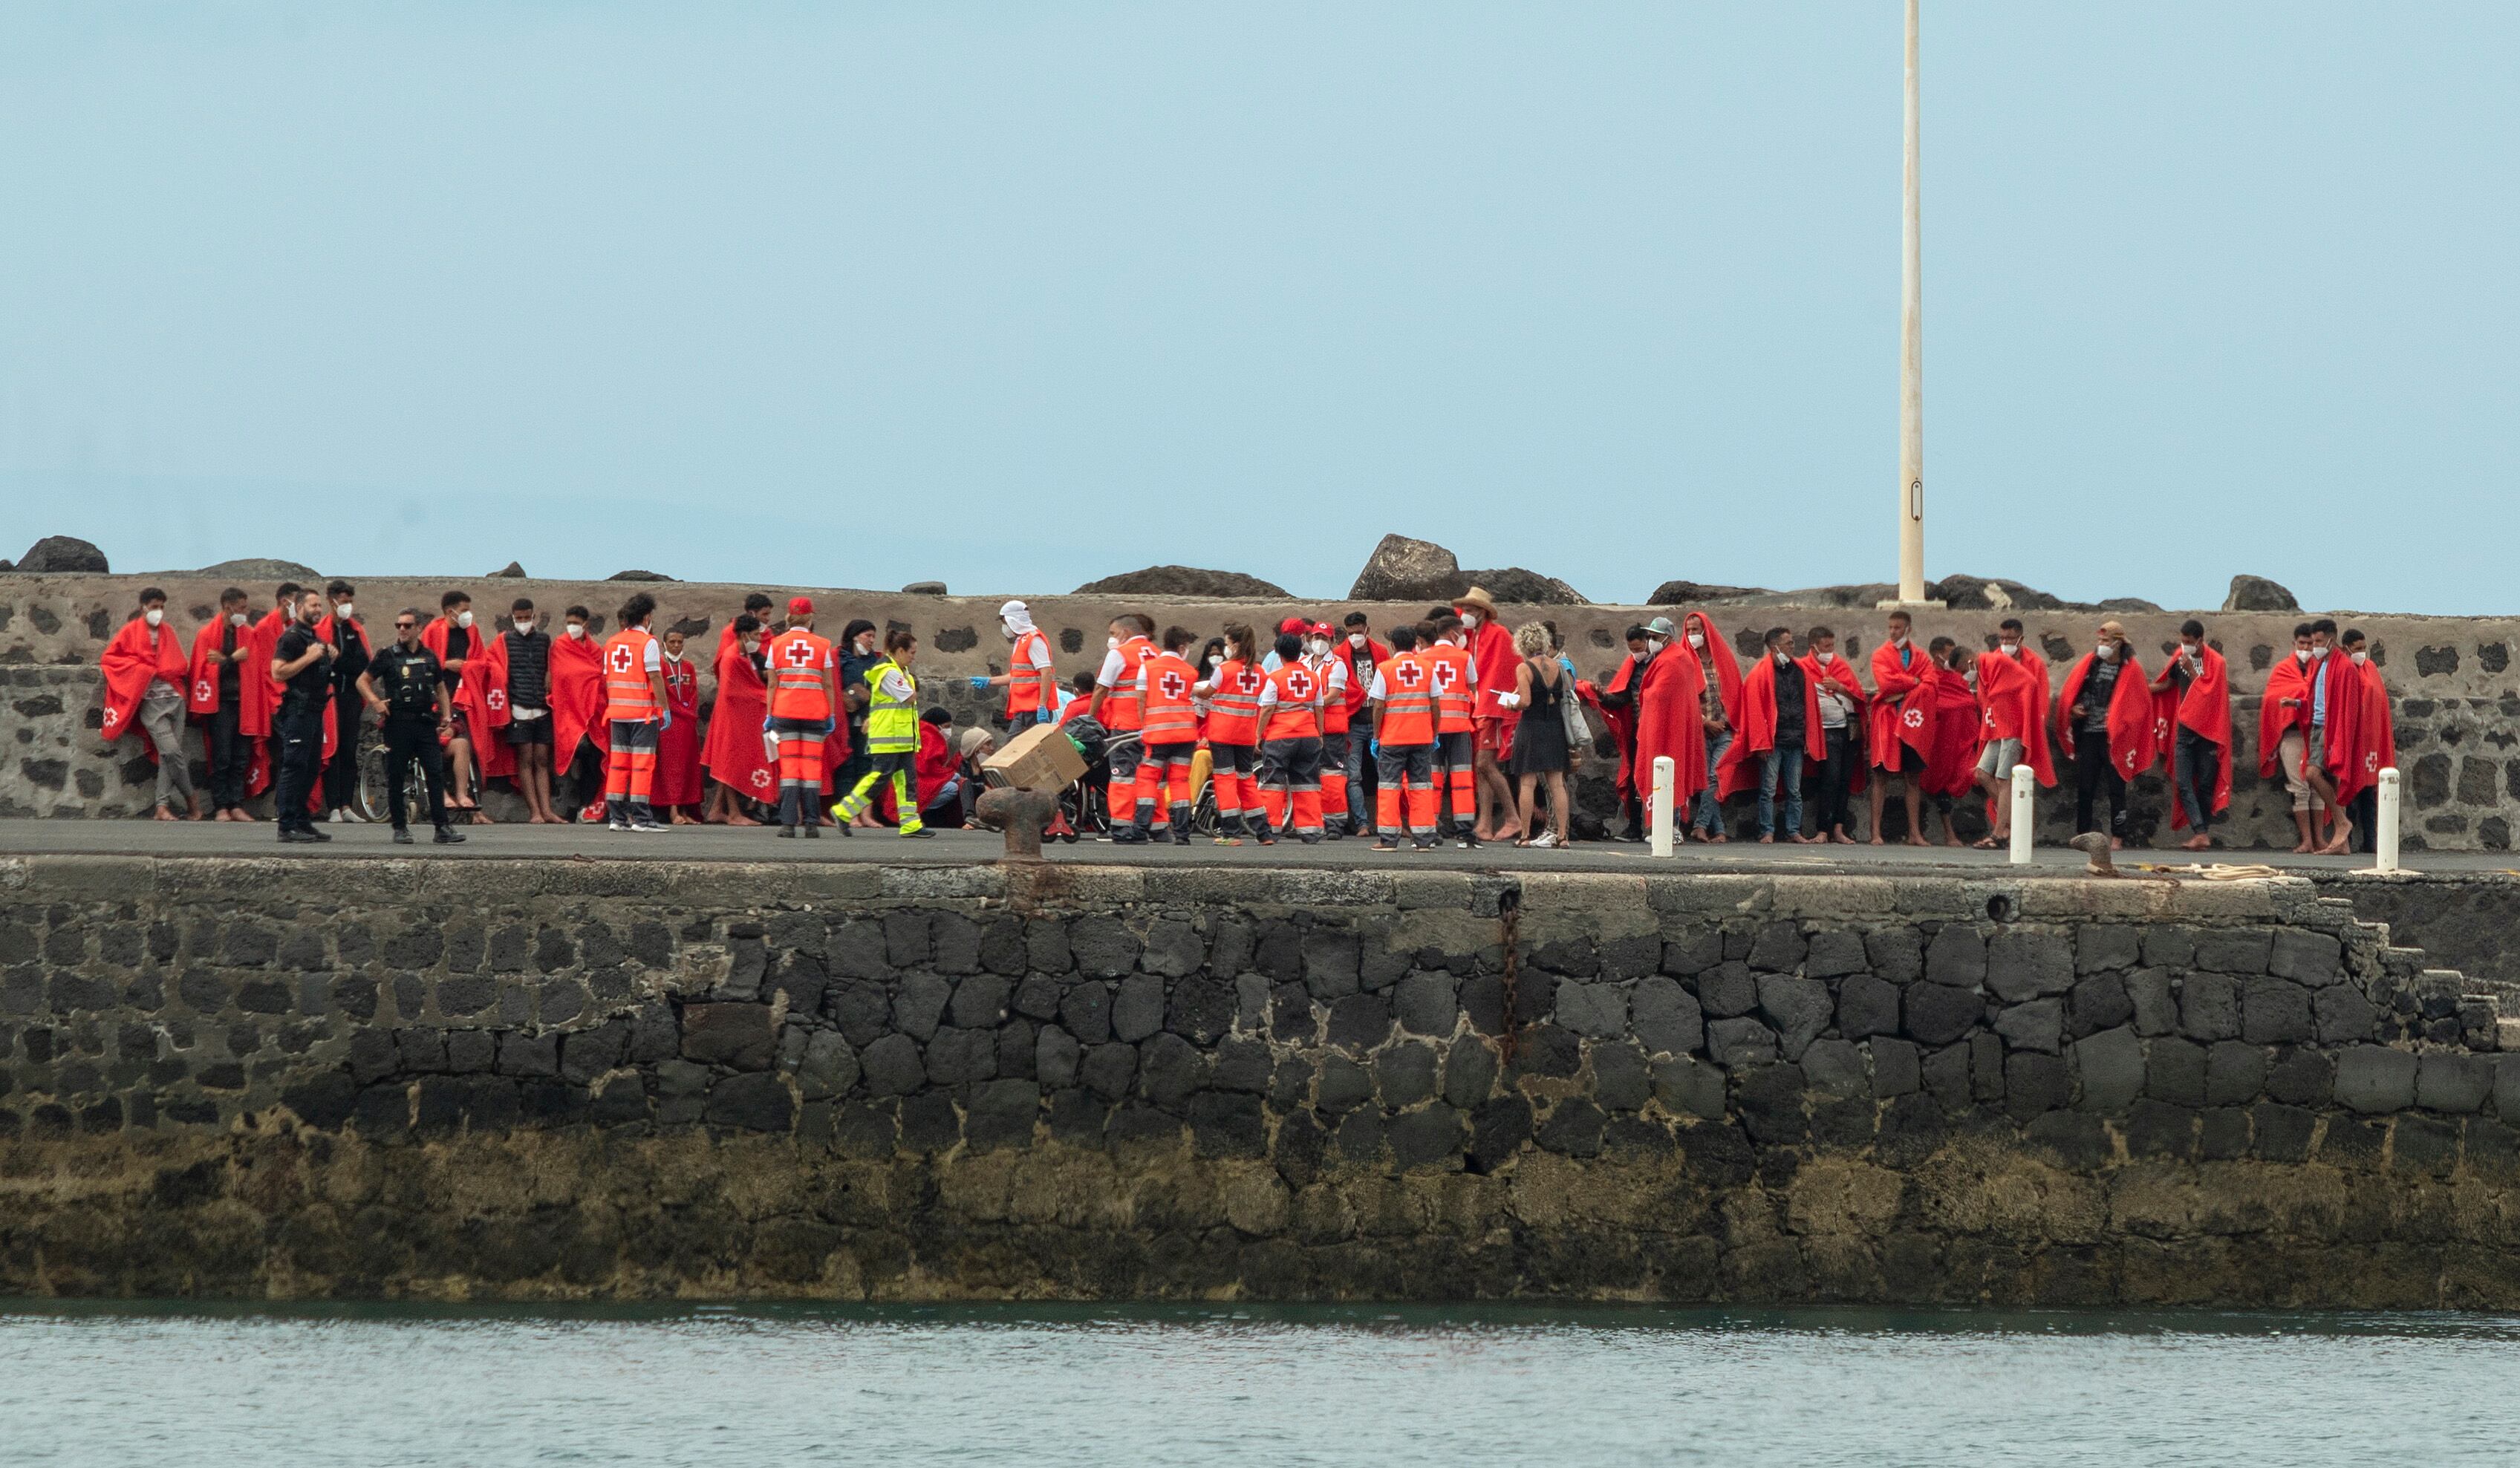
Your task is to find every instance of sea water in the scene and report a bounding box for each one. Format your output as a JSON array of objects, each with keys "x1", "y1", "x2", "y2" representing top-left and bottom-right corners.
[{"x1": 3, "y1": 1302, "x2": 2513, "y2": 1466}]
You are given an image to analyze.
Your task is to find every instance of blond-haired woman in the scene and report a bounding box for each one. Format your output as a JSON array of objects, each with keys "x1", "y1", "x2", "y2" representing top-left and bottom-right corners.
[{"x1": 1499, "y1": 621, "x2": 1572, "y2": 848}]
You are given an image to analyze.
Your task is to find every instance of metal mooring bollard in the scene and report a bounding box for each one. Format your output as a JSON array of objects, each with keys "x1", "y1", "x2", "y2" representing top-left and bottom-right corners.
[
  {"x1": 2008, "y1": 763, "x2": 2034, "y2": 866},
  {"x1": 1650, "y1": 756, "x2": 1675, "y2": 858},
  {"x1": 2375, "y1": 766, "x2": 2400, "y2": 873}
]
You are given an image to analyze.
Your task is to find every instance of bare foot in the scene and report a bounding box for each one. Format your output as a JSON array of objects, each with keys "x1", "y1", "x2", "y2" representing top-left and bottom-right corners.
[
  {"x1": 1707, "y1": 832, "x2": 1728, "y2": 844},
  {"x1": 153, "y1": 806, "x2": 179, "y2": 822},
  {"x1": 672, "y1": 811, "x2": 698, "y2": 825},
  {"x1": 726, "y1": 812, "x2": 761, "y2": 827},
  {"x1": 1906, "y1": 834, "x2": 1932, "y2": 847},
  {"x1": 1787, "y1": 833, "x2": 1812, "y2": 844},
  {"x1": 1941, "y1": 833, "x2": 1963, "y2": 847},
  {"x1": 2291, "y1": 840, "x2": 2315, "y2": 854},
  {"x1": 2110, "y1": 837, "x2": 2124, "y2": 851},
  {"x1": 1757, "y1": 834, "x2": 1775, "y2": 844},
  {"x1": 2181, "y1": 835, "x2": 2213, "y2": 851},
  {"x1": 1831, "y1": 831, "x2": 1856, "y2": 845},
  {"x1": 1869, "y1": 835, "x2": 1886, "y2": 846}
]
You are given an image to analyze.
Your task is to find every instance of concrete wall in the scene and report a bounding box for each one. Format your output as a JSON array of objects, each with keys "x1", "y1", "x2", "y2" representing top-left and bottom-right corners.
[
  {"x1": 7, "y1": 571, "x2": 2519, "y2": 849},
  {"x1": 1, "y1": 853, "x2": 2515, "y2": 1305}
]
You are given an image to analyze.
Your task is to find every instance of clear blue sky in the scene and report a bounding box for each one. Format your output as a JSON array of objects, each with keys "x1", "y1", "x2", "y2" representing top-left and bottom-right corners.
[{"x1": 2, "y1": 4, "x2": 2513, "y2": 610}]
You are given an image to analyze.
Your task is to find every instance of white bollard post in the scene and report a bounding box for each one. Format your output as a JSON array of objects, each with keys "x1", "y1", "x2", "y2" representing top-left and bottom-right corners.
[
  {"x1": 1650, "y1": 757, "x2": 1676, "y2": 858},
  {"x1": 2008, "y1": 763, "x2": 2034, "y2": 865},
  {"x1": 2375, "y1": 766, "x2": 2400, "y2": 873}
]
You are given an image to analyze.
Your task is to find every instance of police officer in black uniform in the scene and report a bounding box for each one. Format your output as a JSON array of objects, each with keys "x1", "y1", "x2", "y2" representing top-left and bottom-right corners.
[
  {"x1": 270, "y1": 588, "x2": 336, "y2": 844},
  {"x1": 356, "y1": 608, "x2": 467, "y2": 844}
]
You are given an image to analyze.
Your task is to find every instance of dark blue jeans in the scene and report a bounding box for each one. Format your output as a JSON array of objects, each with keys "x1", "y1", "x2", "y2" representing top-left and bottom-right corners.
[{"x1": 1758, "y1": 746, "x2": 1803, "y2": 838}]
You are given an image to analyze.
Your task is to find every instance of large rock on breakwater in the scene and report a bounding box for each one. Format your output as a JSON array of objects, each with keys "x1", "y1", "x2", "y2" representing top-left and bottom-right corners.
[
  {"x1": 2225, "y1": 575, "x2": 2301, "y2": 613},
  {"x1": 1075, "y1": 565, "x2": 1291, "y2": 599},
  {"x1": 1349, "y1": 534, "x2": 1465, "y2": 602},
  {"x1": 12, "y1": 536, "x2": 108, "y2": 574}
]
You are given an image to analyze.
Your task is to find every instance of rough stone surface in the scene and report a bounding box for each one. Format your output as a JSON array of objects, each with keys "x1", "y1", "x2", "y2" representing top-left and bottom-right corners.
[
  {"x1": 1347, "y1": 534, "x2": 1465, "y2": 603},
  {"x1": 2222, "y1": 575, "x2": 2300, "y2": 613},
  {"x1": 0, "y1": 855, "x2": 2507, "y2": 1308},
  {"x1": 15, "y1": 536, "x2": 108, "y2": 573},
  {"x1": 1072, "y1": 566, "x2": 1291, "y2": 599}
]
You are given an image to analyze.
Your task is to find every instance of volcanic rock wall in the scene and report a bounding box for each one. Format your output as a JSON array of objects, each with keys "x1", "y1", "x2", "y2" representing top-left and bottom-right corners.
[
  {"x1": 1, "y1": 854, "x2": 2514, "y2": 1305},
  {"x1": 7, "y1": 572, "x2": 2520, "y2": 849}
]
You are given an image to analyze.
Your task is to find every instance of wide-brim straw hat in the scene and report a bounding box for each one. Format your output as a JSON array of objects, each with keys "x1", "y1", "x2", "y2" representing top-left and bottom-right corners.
[{"x1": 1455, "y1": 585, "x2": 1499, "y2": 616}]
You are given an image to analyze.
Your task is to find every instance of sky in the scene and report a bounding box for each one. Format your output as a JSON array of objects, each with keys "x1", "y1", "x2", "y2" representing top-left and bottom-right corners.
[{"x1": 1, "y1": 2, "x2": 2513, "y2": 611}]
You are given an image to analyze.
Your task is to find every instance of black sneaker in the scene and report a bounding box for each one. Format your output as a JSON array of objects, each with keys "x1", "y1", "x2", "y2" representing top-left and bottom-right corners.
[
  {"x1": 305, "y1": 826, "x2": 333, "y2": 842},
  {"x1": 1110, "y1": 829, "x2": 1148, "y2": 845},
  {"x1": 433, "y1": 826, "x2": 465, "y2": 844},
  {"x1": 900, "y1": 828, "x2": 935, "y2": 840},
  {"x1": 802, "y1": 823, "x2": 820, "y2": 839},
  {"x1": 279, "y1": 828, "x2": 319, "y2": 844},
  {"x1": 391, "y1": 828, "x2": 413, "y2": 845},
  {"x1": 1172, "y1": 830, "x2": 1192, "y2": 846},
  {"x1": 778, "y1": 825, "x2": 796, "y2": 838}
]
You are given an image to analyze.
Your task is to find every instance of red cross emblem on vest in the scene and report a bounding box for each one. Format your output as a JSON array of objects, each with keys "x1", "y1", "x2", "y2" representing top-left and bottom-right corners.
[
  {"x1": 1283, "y1": 669, "x2": 1314, "y2": 699},
  {"x1": 609, "y1": 644, "x2": 636, "y2": 673},
  {"x1": 783, "y1": 639, "x2": 817, "y2": 668},
  {"x1": 1159, "y1": 670, "x2": 1188, "y2": 700},
  {"x1": 1395, "y1": 662, "x2": 1425, "y2": 691},
  {"x1": 1431, "y1": 662, "x2": 1457, "y2": 691},
  {"x1": 1234, "y1": 669, "x2": 1261, "y2": 694}
]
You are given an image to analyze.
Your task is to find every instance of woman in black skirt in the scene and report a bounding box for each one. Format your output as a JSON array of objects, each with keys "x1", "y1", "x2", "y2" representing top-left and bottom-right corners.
[{"x1": 1504, "y1": 622, "x2": 1573, "y2": 848}]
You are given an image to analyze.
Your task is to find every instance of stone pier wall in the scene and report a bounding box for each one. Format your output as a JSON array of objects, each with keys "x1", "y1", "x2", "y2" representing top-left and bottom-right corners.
[
  {"x1": 1, "y1": 854, "x2": 2515, "y2": 1305},
  {"x1": 8, "y1": 572, "x2": 2520, "y2": 848}
]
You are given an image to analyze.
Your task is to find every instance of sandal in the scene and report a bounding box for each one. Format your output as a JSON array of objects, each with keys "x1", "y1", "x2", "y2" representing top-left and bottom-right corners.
[{"x1": 1972, "y1": 836, "x2": 2001, "y2": 849}]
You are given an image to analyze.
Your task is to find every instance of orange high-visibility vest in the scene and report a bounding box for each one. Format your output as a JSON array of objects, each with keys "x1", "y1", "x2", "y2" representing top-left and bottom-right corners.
[
  {"x1": 1312, "y1": 657, "x2": 1351, "y2": 734},
  {"x1": 1141, "y1": 651, "x2": 1199, "y2": 743},
  {"x1": 1101, "y1": 635, "x2": 1154, "y2": 731},
  {"x1": 1427, "y1": 642, "x2": 1477, "y2": 733},
  {"x1": 603, "y1": 627, "x2": 660, "y2": 721},
  {"x1": 1207, "y1": 659, "x2": 1264, "y2": 744},
  {"x1": 1375, "y1": 651, "x2": 1436, "y2": 744},
  {"x1": 765, "y1": 628, "x2": 836, "y2": 721},
  {"x1": 1006, "y1": 629, "x2": 1053, "y2": 717},
  {"x1": 1262, "y1": 662, "x2": 1324, "y2": 741}
]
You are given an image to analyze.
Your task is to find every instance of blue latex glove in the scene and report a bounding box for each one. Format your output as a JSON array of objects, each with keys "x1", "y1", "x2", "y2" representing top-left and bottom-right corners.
[
  {"x1": 761, "y1": 715, "x2": 775, "y2": 732},
  {"x1": 657, "y1": 709, "x2": 671, "y2": 732},
  {"x1": 821, "y1": 717, "x2": 837, "y2": 737},
  {"x1": 1369, "y1": 739, "x2": 1380, "y2": 761},
  {"x1": 968, "y1": 676, "x2": 991, "y2": 690}
]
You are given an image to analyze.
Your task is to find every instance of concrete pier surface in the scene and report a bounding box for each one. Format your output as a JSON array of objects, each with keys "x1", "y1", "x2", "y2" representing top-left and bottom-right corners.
[{"x1": 0, "y1": 817, "x2": 2499, "y2": 877}]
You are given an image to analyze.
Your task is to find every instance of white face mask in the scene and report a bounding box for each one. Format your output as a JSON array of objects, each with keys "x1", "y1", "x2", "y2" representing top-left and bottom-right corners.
[
  {"x1": 333, "y1": 601, "x2": 354, "y2": 620},
  {"x1": 1461, "y1": 612, "x2": 1479, "y2": 628},
  {"x1": 228, "y1": 612, "x2": 247, "y2": 628},
  {"x1": 1107, "y1": 635, "x2": 1121, "y2": 651},
  {"x1": 1349, "y1": 633, "x2": 1367, "y2": 648},
  {"x1": 1774, "y1": 650, "x2": 1791, "y2": 665},
  {"x1": 456, "y1": 610, "x2": 474, "y2": 629},
  {"x1": 1999, "y1": 641, "x2": 2020, "y2": 658},
  {"x1": 2094, "y1": 642, "x2": 2114, "y2": 660},
  {"x1": 512, "y1": 620, "x2": 533, "y2": 636},
  {"x1": 2351, "y1": 650, "x2": 2368, "y2": 666},
  {"x1": 741, "y1": 638, "x2": 759, "y2": 655},
  {"x1": 1815, "y1": 650, "x2": 1834, "y2": 665},
  {"x1": 143, "y1": 607, "x2": 164, "y2": 627},
  {"x1": 2183, "y1": 643, "x2": 2201, "y2": 661},
  {"x1": 664, "y1": 650, "x2": 683, "y2": 665},
  {"x1": 1892, "y1": 632, "x2": 1909, "y2": 647},
  {"x1": 1307, "y1": 639, "x2": 1329, "y2": 657},
  {"x1": 1685, "y1": 632, "x2": 1705, "y2": 650},
  {"x1": 2295, "y1": 647, "x2": 2312, "y2": 664}
]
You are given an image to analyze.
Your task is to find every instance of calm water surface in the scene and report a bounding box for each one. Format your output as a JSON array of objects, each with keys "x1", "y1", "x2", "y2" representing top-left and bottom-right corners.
[{"x1": 4, "y1": 1301, "x2": 2516, "y2": 1466}]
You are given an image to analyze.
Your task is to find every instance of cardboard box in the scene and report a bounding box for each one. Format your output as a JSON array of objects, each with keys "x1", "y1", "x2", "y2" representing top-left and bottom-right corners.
[{"x1": 981, "y1": 721, "x2": 1088, "y2": 792}]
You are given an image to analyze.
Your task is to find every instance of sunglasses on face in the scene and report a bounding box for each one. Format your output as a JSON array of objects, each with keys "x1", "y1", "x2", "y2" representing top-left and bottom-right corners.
[{"x1": 395, "y1": 622, "x2": 417, "y2": 630}]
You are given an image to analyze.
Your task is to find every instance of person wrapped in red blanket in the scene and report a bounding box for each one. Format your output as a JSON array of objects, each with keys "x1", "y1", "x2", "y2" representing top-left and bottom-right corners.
[
  {"x1": 186, "y1": 587, "x2": 264, "y2": 819},
  {"x1": 1715, "y1": 627, "x2": 1829, "y2": 842},
  {"x1": 2055, "y1": 620, "x2": 2157, "y2": 849},
  {"x1": 703, "y1": 613, "x2": 774, "y2": 823},
  {"x1": 1919, "y1": 637, "x2": 1983, "y2": 846},
  {"x1": 2149, "y1": 619, "x2": 2233, "y2": 851},
  {"x1": 99, "y1": 588, "x2": 197, "y2": 819},
  {"x1": 1628, "y1": 616, "x2": 1709, "y2": 841},
  {"x1": 1594, "y1": 624, "x2": 1653, "y2": 841},
  {"x1": 2322, "y1": 627, "x2": 2395, "y2": 856},
  {"x1": 1866, "y1": 610, "x2": 1937, "y2": 846}
]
